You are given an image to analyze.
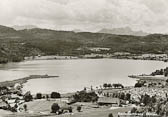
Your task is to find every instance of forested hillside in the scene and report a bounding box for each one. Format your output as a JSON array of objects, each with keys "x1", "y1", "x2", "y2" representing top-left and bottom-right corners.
[{"x1": 1, "y1": 25, "x2": 168, "y2": 63}]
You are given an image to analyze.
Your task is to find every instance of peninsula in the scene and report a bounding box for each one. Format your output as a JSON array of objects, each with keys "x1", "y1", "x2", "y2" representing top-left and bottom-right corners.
[{"x1": 0, "y1": 74, "x2": 59, "y2": 87}]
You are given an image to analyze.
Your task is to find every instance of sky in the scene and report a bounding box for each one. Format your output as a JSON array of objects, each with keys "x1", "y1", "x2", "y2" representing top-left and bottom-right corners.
[{"x1": 0, "y1": 0, "x2": 168, "y2": 33}]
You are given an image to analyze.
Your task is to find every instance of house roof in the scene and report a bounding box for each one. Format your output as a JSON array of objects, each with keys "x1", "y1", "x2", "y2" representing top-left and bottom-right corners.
[
  {"x1": 0, "y1": 101, "x2": 7, "y2": 107},
  {"x1": 7, "y1": 99, "x2": 16, "y2": 104},
  {"x1": 98, "y1": 97, "x2": 120, "y2": 104},
  {"x1": 10, "y1": 94, "x2": 23, "y2": 99}
]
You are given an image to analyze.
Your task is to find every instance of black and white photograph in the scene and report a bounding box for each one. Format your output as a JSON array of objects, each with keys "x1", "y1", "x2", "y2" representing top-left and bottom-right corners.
[{"x1": 0, "y1": 0, "x2": 168, "y2": 116}]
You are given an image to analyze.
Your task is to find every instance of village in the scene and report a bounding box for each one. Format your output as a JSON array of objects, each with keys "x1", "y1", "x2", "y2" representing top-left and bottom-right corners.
[
  {"x1": 1, "y1": 0, "x2": 168, "y2": 117},
  {"x1": 24, "y1": 52, "x2": 168, "y2": 63},
  {"x1": 0, "y1": 68, "x2": 168, "y2": 117}
]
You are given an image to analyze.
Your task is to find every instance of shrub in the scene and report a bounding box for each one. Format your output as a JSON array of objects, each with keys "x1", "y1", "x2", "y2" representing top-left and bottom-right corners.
[
  {"x1": 140, "y1": 94, "x2": 152, "y2": 106},
  {"x1": 69, "y1": 106, "x2": 73, "y2": 113},
  {"x1": 36, "y1": 93, "x2": 42, "y2": 99},
  {"x1": 77, "y1": 105, "x2": 81, "y2": 112},
  {"x1": 131, "y1": 107, "x2": 137, "y2": 113},
  {"x1": 108, "y1": 113, "x2": 113, "y2": 117},
  {"x1": 46, "y1": 95, "x2": 49, "y2": 100},
  {"x1": 10, "y1": 107, "x2": 17, "y2": 112},
  {"x1": 119, "y1": 92, "x2": 125, "y2": 100},
  {"x1": 125, "y1": 93, "x2": 131, "y2": 100},
  {"x1": 51, "y1": 103, "x2": 60, "y2": 113},
  {"x1": 166, "y1": 79, "x2": 168, "y2": 83},
  {"x1": 23, "y1": 104, "x2": 27, "y2": 112},
  {"x1": 51, "y1": 92, "x2": 61, "y2": 98}
]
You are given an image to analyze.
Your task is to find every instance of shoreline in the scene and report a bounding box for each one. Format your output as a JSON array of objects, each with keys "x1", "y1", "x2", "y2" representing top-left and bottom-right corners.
[
  {"x1": 128, "y1": 75, "x2": 167, "y2": 81},
  {"x1": 0, "y1": 75, "x2": 59, "y2": 87},
  {"x1": 24, "y1": 55, "x2": 167, "y2": 62},
  {"x1": 0, "y1": 55, "x2": 166, "y2": 65}
]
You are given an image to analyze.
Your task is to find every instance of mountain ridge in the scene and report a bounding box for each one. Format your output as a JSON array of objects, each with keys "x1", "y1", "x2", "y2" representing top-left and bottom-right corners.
[
  {"x1": 0, "y1": 25, "x2": 168, "y2": 63},
  {"x1": 98, "y1": 27, "x2": 148, "y2": 36},
  {"x1": 12, "y1": 25, "x2": 38, "y2": 30}
]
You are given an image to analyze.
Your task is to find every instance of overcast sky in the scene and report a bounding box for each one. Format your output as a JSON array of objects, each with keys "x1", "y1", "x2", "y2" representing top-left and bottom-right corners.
[{"x1": 0, "y1": 0, "x2": 168, "y2": 33}]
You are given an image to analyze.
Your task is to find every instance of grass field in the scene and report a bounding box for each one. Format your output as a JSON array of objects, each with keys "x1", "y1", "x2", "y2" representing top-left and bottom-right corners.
[
  {"x1": 4, "y1": 99, "x2": 131, "y2": 117},
  {"x1": 5, "y1": 107, "x2": 131, "y2": 117}
]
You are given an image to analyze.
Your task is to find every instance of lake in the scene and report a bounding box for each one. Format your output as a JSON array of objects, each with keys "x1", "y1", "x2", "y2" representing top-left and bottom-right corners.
[{"x1": 0, "y1": 59, "x2": 167, "y2": 94}]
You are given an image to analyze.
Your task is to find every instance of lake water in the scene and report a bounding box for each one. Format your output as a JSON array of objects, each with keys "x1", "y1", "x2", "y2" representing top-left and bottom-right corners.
[{"x1": 0, "y1": 59, "x2": 167, "y2": 94}]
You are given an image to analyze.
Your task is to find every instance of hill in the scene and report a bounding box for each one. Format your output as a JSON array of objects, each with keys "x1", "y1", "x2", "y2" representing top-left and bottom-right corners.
[
  {"x1": 0, "y1": 25, "x2": 168, "y2": 63},
  {"x1": 12, "y1": 25, "x2": 38, "y2": 30},
  {"x1": 98, "y1": 27, "x2": 148, "y2": 36}
]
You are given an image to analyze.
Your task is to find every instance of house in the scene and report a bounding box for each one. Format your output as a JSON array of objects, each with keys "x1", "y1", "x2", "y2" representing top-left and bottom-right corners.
[
  {"x1": 0, "y1": 86, "x2": 9, "y2": 95},
  {"x1": 10, "y1": 94, "x2": 23, "y2": 100},
  {"x1": 113, "y1": 52, "x2": 131, "y2": 56},
  {"x1": 7, "y1": 99, "x2": 16, "y2": 105},
  {"x1": 60, "y1": 105, "x2": 72, "y2": 113},
  {"x1": 56, "y1": 98, "x2": 75, "y2": 104},
  {"x1": 0, "y1": 100, "x2": 7, "y2": 109},
  {"x1": 97, "y1": 97, "x2": 120, "y2": 106},
  {"x1": 14, "y1": 83, "x2": 22, "y2": 90}
]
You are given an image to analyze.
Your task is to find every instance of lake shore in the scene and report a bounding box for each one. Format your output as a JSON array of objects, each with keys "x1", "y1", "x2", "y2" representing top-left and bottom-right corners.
[
  {"x1": 0, "y1": 58, "x2": 165, "y2": 117},
  {"x1": 128, "y1": 75, "x2": 167, "y2": 81},
  {"x1": 0, "y1": 74, "x2": 59, "y2": 87},
  {"x1": 0, "y1": 58, "x2": 165, "y2": 94},
  {"x1": 0, "y1": 75, "x2": 132, "y2": 117},
  {"x1": 24, "y1": 54, "x2": 168, "y2": 62}
]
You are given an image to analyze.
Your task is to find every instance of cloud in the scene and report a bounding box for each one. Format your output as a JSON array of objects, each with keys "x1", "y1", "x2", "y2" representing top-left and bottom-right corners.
[{"x1": 0, "y1": 0, "x2": 168, "y2": 33}]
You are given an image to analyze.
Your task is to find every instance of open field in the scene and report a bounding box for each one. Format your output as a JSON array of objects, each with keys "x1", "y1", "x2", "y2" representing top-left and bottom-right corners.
[
  {"x1": 0, "y1": 99, "x2": 131, "y2": 117},
  {"x1": 5, "y1": 104, "x2": 131, "y2": 117}
]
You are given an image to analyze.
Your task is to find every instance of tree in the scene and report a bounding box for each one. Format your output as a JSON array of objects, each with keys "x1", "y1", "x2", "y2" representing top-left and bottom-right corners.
[
  {"x1": 113, "y1": 83, "x2": 124, "y2": 89},
  {"x1": 166, "y1": 79, "x2": 168, "y2": 83},
  {"x1": 108, "y1": 113, "x2": 113, "y2": 117},
  {"x1": 10, "y1": 107, "x2": 17, "y2": 112},
  {"x1": 143, "y1": 112, "x2": 147, "y2": 117},
  {"x1": 73, "y1": 91, "x2": 98, "y2": 102},
  {"x1": 46, "y1": 95, "x2": 49, "y2": 100},
  {"x1": 164, "y1": 67, "x2": 168, "y2": 77},
  {"x1": 125, "y1": 93, "x2": 131, "y2": 101},
  {"x1": 51, "y1": 103, "x2": 60, "y2": 113},
  {"x1": 23, "y1": 104, "x2": 27, "y2": 112},
  {"x1": 107, "y1": 84, "x2": 112, "y2": 88},
  {"x1": 120, "y1": 92, "x2": 125, "y2": 100},
  {"x1": 51, "y1": 92, "x2": 61, "y2": 98},
  {"x1": 69, "y1": 106, "x2": 73, "y2": 113},
  {"x1": 36, "y1": 93, "x2": 42, "y2": 99},
  {"x1": 135, "y1": 82, "x2": 143, "y2": 88},
  {"x1": 151, "y1": 96, "x2": 156, "y2": 103},
  {"x1": 103, "y1": 83, "x2": 108, "y2": 89},
  {"x1": 141, "y1": 94, "x2": 151, "y2": 106},
  {"x1": 165, "y1": 111, "x2": 168, "y2": 117},
  {"x1": 131, "y1": 107, "x2": 137, "y2": 113},
  {"x1": 24, "y1": 91, "x2": 33, "y2": 102},
  {"x1": 77, "y1": 105, "x2": 81, "y2": 112}
]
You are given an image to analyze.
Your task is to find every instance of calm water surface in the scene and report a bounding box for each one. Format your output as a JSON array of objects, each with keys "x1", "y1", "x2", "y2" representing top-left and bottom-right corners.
[{"x1": 0, "y1": 59, "x2": 167, "y2": 94}]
